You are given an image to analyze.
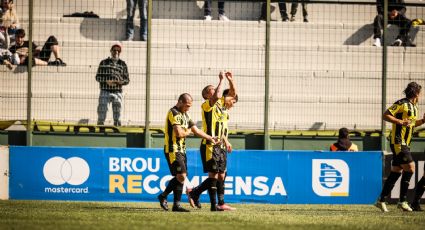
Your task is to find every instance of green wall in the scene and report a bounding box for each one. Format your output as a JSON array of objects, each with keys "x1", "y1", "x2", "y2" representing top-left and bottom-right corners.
[{"x1": 2, "y1": 131, "x2": 425, "y2": 151}]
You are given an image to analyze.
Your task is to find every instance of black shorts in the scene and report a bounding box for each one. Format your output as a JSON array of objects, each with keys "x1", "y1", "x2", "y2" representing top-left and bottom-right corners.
[
  {"x1": 164, "y1": 151, "x2": 187, "y2": 176},
  {"x1": 200, "y1": 144, "x2": 227, "y2": 173},
  {"x1": 390, "y1": 144, "x2": 413, "y2": 166}
]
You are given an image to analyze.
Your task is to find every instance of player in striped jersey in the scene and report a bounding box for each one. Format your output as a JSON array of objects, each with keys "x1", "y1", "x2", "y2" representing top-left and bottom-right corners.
[
  {"x1": 375, "y1": 82, "x2": 425, "y2": 212},
  {"x1": 157, "y1": 93, "x2": 218, "y2": 212},
  {"x1": 187, "y1": 71, "x2": 238, "y2": 211}
]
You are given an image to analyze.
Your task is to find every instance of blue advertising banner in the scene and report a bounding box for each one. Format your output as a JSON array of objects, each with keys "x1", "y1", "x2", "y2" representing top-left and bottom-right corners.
[{"x1": 9, "y1": 146, "x2": 382, "y2": 204}]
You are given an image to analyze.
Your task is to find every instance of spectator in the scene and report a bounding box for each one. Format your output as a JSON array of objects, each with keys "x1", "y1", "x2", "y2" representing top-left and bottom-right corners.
[
  {"x1": 125, "y1": 0, "x2": 147, "y2": 41},
  {"x1": 330, "y1": 128, "x2": 358, "y2": 151},
  {"x1": 95, "y1": 44, "x2": 129, "y2": 127},
  {"x1": 290, "y1": 0, "x2": 309, "y2": 22},
  {"x1": 0, "y1": 0, "x2": 19, "y2": 49},
  {"x1": 373, "y1": 0, "x2": 415, "y2": 47},
  {"x1": 9, "y1": 29, "x2": 66, "y2": 66},
  {"x1": 204, "y1": 1, "x2": 229, "y2": 21},
  {"x1": 260, "y1": 2, "x2": 290, "y2": 21}
]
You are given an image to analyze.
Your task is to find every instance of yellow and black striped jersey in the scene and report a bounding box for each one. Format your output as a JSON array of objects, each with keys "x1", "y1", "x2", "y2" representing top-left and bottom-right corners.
[
  {"x1": 201, "y1": 97, "x2": 229, "y2": 145},
  {"x1": 387, "y1": 98, "x2": 418, "y2": 146},
  {"x1": 164, "y1": 106, "x2": 195, "y2": 153}
]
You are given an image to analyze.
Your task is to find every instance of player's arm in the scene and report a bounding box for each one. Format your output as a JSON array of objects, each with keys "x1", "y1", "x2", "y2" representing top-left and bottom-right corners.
[
  {"x1": 190, "y1": 125, "x2": 218, "y2": 144},
  {"x1": 222, "y1": 135, "x2": 232, "y2": 153},
  {"x1": 415, "y1": 113, "x2": 425, "y2": 127},
  {"x1": 225, "y1": 71, "x2": 237, "y2": 97},
  {"x1": 210, "y1": 72, "x2": 224, "y2": 106},
  {"x1": 173, "y1": 124, "x2": 191, "y2": 138},
  {"x1": 383, "y1": 110, "x2": 411, "y2": 126}
]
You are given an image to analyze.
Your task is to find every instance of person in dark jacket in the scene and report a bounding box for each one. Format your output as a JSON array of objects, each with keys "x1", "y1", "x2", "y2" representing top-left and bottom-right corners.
[
  {"x1": 95, "y1": 44, "x2": 129, "y2": 126},
  {"x1": 373, "y1": 0, "x2": 415, "y2": 47},
  {"x1": 330, "y1": 128, "x2": 358, "y2": 151}
]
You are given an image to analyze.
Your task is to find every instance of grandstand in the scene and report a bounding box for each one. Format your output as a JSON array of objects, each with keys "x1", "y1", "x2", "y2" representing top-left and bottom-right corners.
[{"x1": 0, "y1": 0, "x2": 425, "y2": 148}]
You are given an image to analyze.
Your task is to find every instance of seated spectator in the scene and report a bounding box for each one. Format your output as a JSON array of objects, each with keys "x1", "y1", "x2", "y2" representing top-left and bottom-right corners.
[
  {"x1": 0, "y1": 0, "x2": 20, "y2": 49},
  {"x1": 330, "y1": 128, "x2": 358, "y2": 151},
  {"x1": 9, "y1": 29, "x2": 66, "y2": 66},
  {"x1": 260, "y1": 2, "x2": 289, "y2": 21},
  {"x1": 204, "y1": 0, "x2": 229, "y2": 21},
  {"x1": 373, "y1": 0, "x2": 415, "y2": 47}
]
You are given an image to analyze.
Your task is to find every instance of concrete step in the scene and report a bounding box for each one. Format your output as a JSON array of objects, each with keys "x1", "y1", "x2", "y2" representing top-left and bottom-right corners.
[
  {"x1": 18, "y1": 19, "x2": 425, "y2": 46},
  {"x1": 46, "y1": 43, "x2": 424, "y2": 72},
  {"x1": 15, "y1": 0, "x2": 425, "y2": 24}
]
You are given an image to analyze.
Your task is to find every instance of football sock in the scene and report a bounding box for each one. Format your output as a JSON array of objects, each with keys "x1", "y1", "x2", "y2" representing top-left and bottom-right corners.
[
  {"x1": 192, "y1": 177, "x2": 213, "y2": 197},
  {"x1": 399, "y1": 171, "x2": 413, "y2": 202},
  {"x1": 217, "y1": 179, "x2": 225, "y2": 205},
  {"x1": 379, "y1": 171, "x2": 401, "y2": 202},
  {"x1": 413, "y1": 176, "x2": 425, "y2": 203},
  {"x1": 162, "y1": 177, "x2": 178, "y2": 198},
  {"x1": 208, "y1": 178, "x2": 218, "y2": 206},
  {"x1": 173, "y1": 181, "x2": 184, "y2": 205}
]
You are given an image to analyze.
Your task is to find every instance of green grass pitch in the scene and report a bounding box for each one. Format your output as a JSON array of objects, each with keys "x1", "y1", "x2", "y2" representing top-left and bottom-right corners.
[{"x1": 0, "y1": 200, "x2": 424, "y2": 230}]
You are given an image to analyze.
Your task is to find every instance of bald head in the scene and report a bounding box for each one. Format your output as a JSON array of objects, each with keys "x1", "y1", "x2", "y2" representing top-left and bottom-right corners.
[{"x1": 178, "y1": 93, "x2": 192, "y2": 103}]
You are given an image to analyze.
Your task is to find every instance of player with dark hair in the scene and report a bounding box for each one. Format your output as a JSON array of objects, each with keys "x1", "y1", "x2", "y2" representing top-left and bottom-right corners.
[
  {"x1": 157, "y1": 93, "x2": 218, "y2": 212},
  {"x1": 187, "y1": 71, "x2": 238, "y2": 211},
  {"x1": 375, "y1": 82, "x2": 425, "y2": 212}
]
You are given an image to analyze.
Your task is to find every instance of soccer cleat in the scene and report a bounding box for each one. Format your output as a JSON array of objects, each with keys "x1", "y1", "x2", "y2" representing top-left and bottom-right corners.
[
  {"x1": 373, "y1": 38, "x2": 381, "y2": 47},
  {"x1": 391, "y1": 39, "x2": 402, "y2": 46},
  {"x1": 172, "y1": 204, "x2": 190, "y2": 212},
  {"x1": 290, "y1": 16, "x2": 295, "y2": 22},
  {"x1": 374, "y1": 201, "x2": 389, "y2": 212},
  {"x1": 204, "y1": 15, "x2": 212, "y2": 21},
  {"x1": 157, "y1": 194, "x2": 169, "y2": 211},
  {"x1": 218, "y1": 14, "x2": 230, "y2": 21},
  {"x1": 217, "y1": 204, "x2": 236, "y2": 211},
  {"x1": 282, "y1": 16, "x2": 289, "y2": 22},
  {"x1": 397, "y1": 201, "x2": 413, "y2": 212},
  {"x1": 411, "y1": 202, "x2": 423, "y2": 212},
  {"x1": 303, "y1": 18, "x2": 309, "y2": 23}
]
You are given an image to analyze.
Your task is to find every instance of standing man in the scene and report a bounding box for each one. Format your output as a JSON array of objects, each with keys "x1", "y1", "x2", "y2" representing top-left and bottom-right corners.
[
  {"x1": 157, "y1": 93, "x2": 218, "y2": 212},
  {"x1": 203, "y1": 0, "x2": 229, "y2": 21},
  {"x1": 375, "y1": 82, "x2": 425, "y2": 212},
  {"x1": 95, "y1": 44, "x2": 129, "y2": 126},
  {"x1": 290, "y1": 0, "x2": 309, "y2": 22},
  {"x1": 187, "y1": 71, "x2": 238, "y2": 211},
  {"x1": 125, "y1": 0, "x2": 147, "y2": 41},
  {"x1": 260, "y1": 2, "x2": 290, "y2": 21}
]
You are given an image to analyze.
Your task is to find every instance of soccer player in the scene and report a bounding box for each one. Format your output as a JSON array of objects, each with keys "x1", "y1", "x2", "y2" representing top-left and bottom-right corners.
[
  {"x1": 411, "y1": 166, "x2": 425, "y2": 211},
  {"x1": 187, "y1": 71, "x2": 238, "y2": 211},
  {"x1": 375, "y1": 82, "x2": 425, "y2": 212},
  {"x1": 157, "y1": 93, "x2": 218, "y2": 212}
]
